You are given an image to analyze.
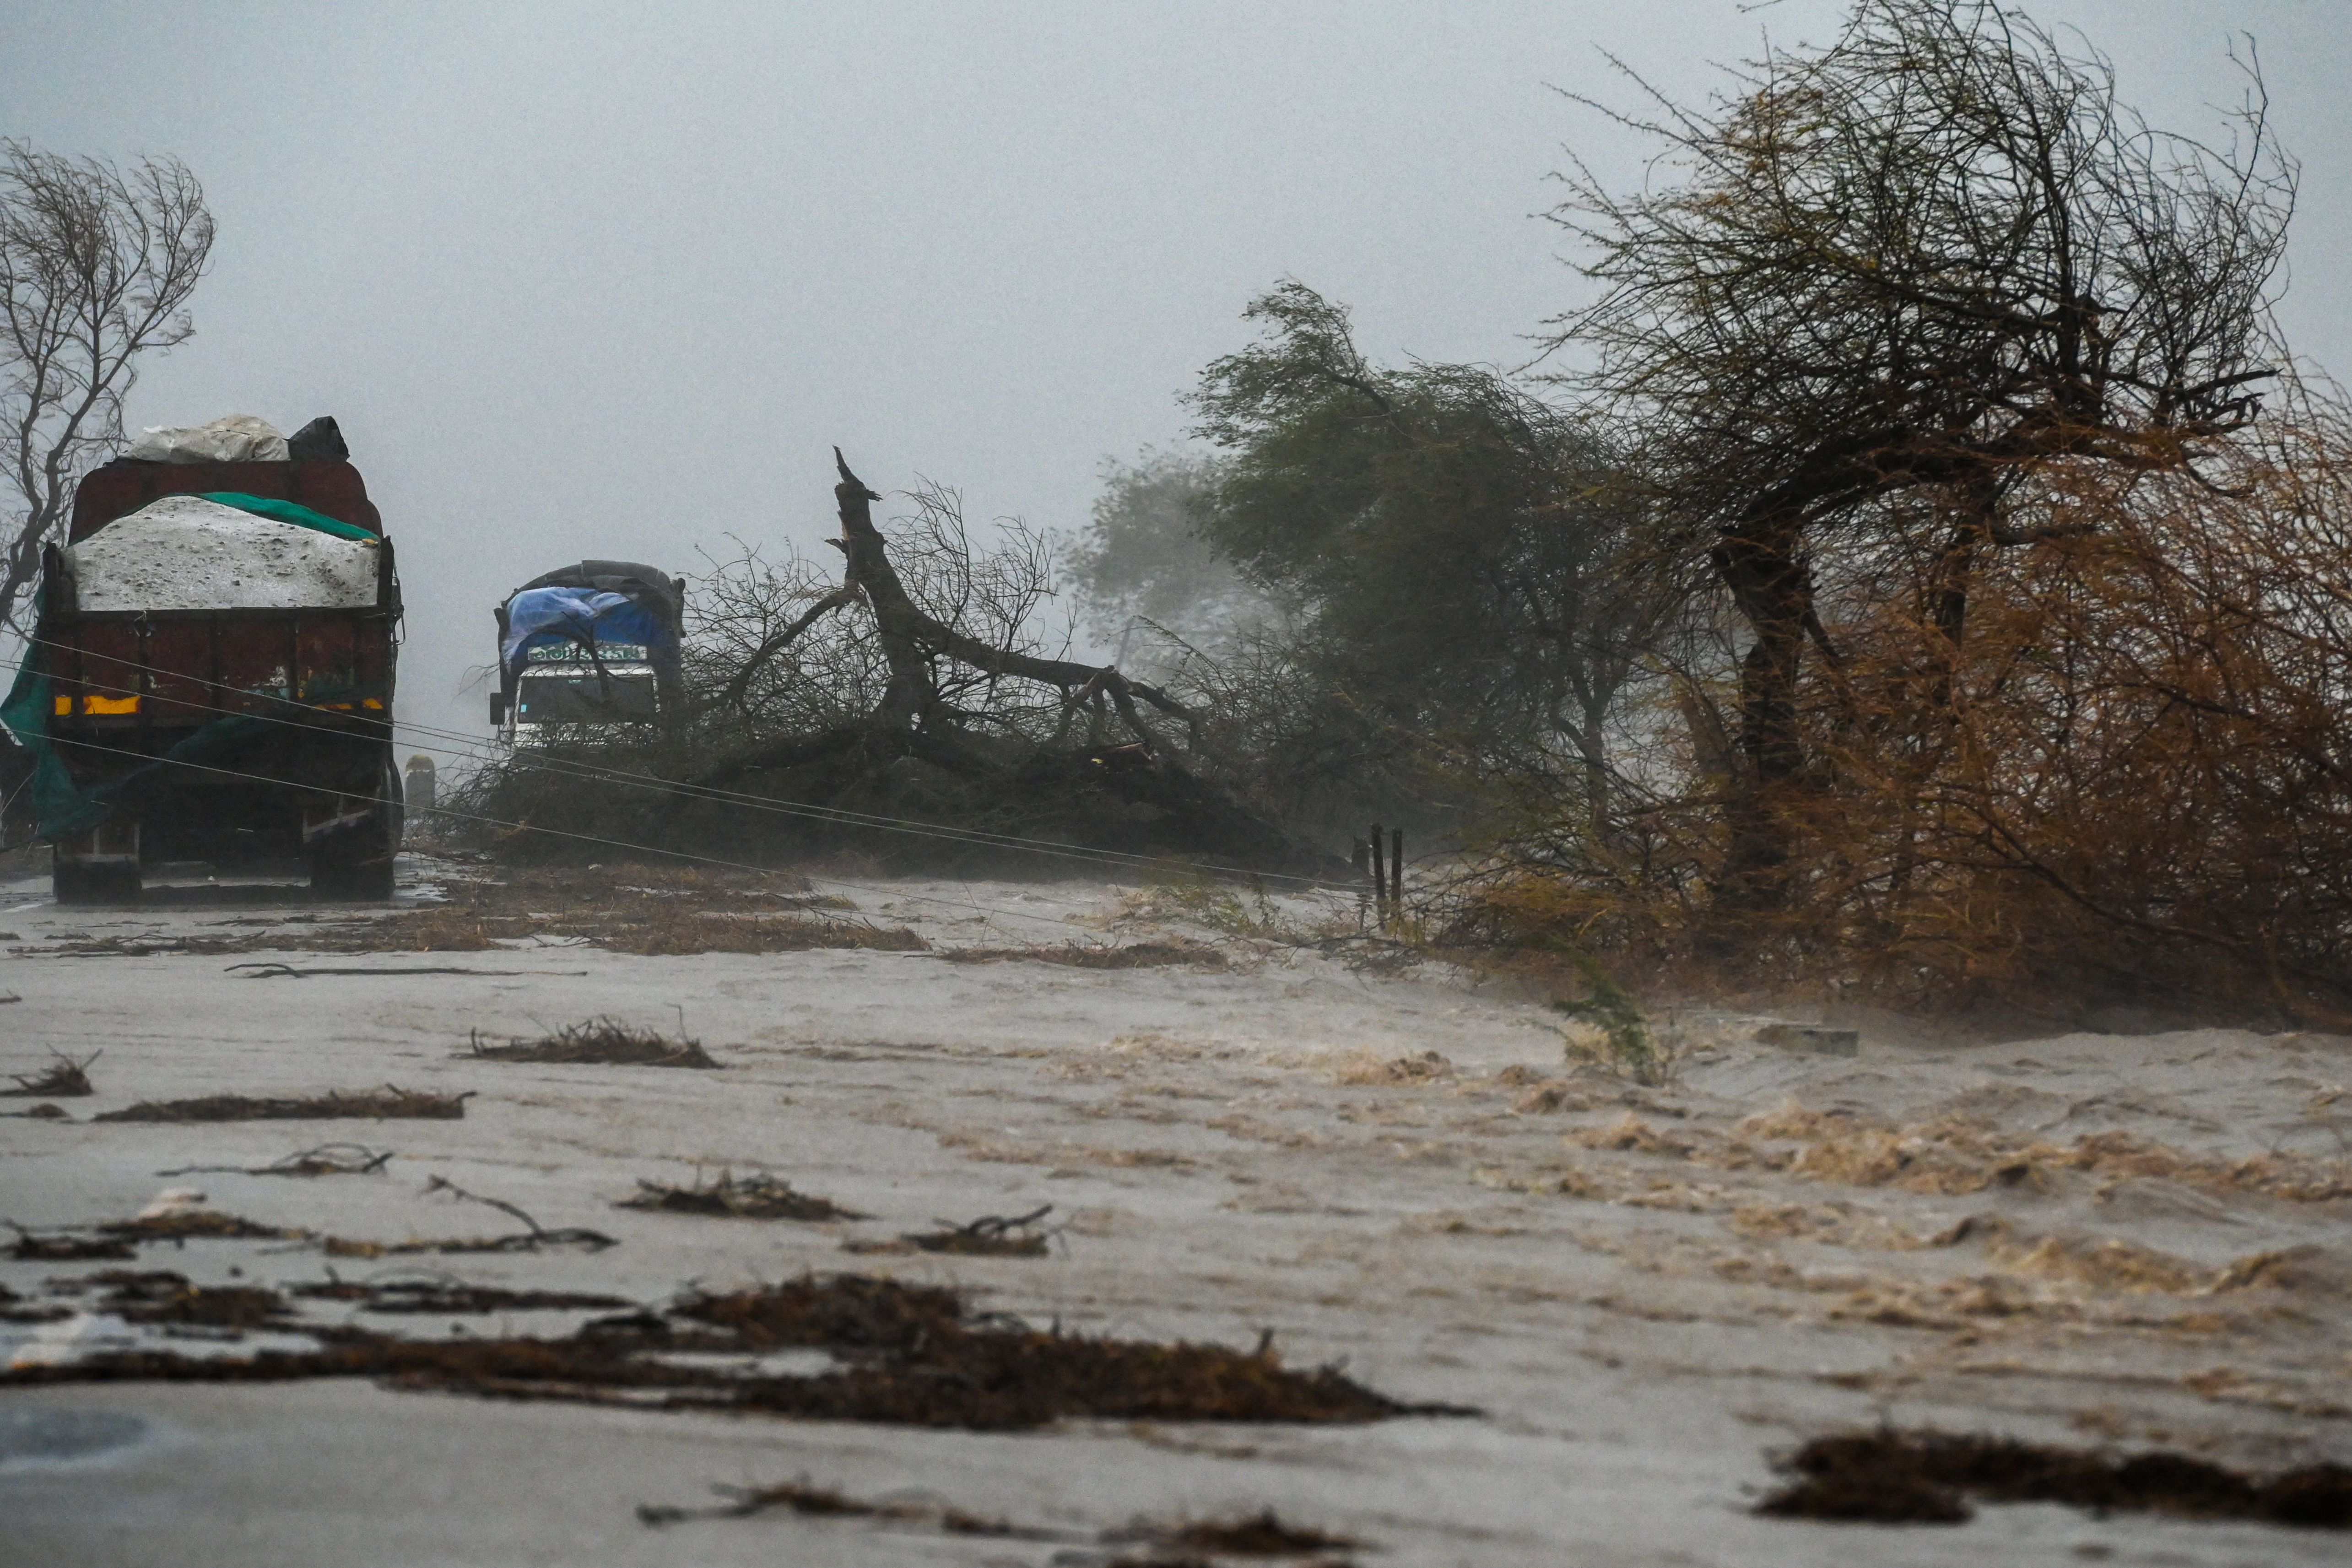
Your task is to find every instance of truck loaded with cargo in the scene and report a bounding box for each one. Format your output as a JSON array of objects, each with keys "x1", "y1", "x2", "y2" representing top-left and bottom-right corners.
[
  {"x1": 0, "y1": 415, "x2": 403, "y2": 903},
  {"x1": 491, "y1": 561, "x2": 684, "y2": 735}
]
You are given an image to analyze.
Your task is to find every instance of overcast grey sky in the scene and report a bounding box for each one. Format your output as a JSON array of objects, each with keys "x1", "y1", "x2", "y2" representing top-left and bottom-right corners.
[{"x1": 6, "y1": 1, "x2": 2347, "y2": 759}]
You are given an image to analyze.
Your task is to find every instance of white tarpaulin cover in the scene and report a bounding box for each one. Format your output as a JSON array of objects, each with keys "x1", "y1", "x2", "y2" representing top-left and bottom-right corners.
[
  {"x1": 69, "y1": 495, "x2": 380, "y2": 611},
  {"x1": 123, "y1": 415, "x2": 290, "y2": 465}
]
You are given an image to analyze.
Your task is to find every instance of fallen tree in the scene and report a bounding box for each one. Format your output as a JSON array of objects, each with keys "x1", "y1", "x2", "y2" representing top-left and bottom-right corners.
[
  {"x1": 453, "y1": 453, "x2": 1335, "y2": 878},
  {"x1": 719, "y1": 451, "x2": 1202, "y2": 749}
]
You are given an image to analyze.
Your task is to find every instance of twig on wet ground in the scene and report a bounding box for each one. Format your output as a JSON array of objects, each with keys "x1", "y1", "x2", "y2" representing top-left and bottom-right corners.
[
  {"x1": 157, "y1": 1144, "x2": 395, "y2": 1178},
  {"x1": 618, "y1": 1171, "x2": 865, "y2": 1221},
  {"x1": 464, "y1": 1019, "x2": 719, "y2": 1069},
  {"x1": 311, "y1": 1176, "x2": 618, "y2": 1256},
  {"x1": 3, "y1": 1048, "x2": 98, "y2": 1098},
  {"x1": 903, "y1": 1205, "x2": 1057, "y2": 1256}
]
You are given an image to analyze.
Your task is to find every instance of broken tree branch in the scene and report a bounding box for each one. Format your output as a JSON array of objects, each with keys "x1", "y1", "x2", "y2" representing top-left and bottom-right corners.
[
  {"x1": 706, "y1": 582, "x2": 861, "y2": 715},
  {"x1": 831, "y1": 448, "x2": 1199, "y2": 748}
]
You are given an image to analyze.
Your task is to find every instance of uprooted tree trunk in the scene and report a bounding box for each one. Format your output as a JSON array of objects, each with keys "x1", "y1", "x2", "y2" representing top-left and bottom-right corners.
[{"x1": 715, "y1": 449, "x2": 1201, "y2": 752}]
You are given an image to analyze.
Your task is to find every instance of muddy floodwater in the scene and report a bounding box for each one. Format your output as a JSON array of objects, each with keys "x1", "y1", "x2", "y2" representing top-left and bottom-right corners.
[{"x1": 1, "y1": 856, "x2": 2347, "y2": 1566}]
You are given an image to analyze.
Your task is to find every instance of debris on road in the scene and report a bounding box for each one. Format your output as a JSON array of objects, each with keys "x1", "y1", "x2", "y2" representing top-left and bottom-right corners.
[
  {"x1": 3, "y1": 1049, "x2": 97, "y2": 1098},
  {"x1": 319, "y1": 1229, "x2": 616, "y2": 1258},
  {"x1": 618, "y1": 1171, "x2": 864, "y2": 1221},
  {"x1": 320, "y1": 1177, "x2": 615, "y2": 1256},
  {"x1": 634, "y1": 1478, "x2": 1363, "y2": 1564},
  {"x1": 0, "y1": 1272, "x2": 1451, "y2": 1431},
  {"x1": 61, "y1": 1270, "x2": 295, "y2": 1329},
  {"x1": 637, "y1": 1475, "x2": 1029, "y2": 1534},
  {"x1": 288, "y1": 1277, "x2": 633, "y2": 1314},
  {"x1": 156, "y1": 1143, "x2": 395, "y2": 1178},
  {"x1": 1757, "y1": 1429, "x2": 2352, "y2": 1529},
  {"x1": 228, "y1": 963, "x2": 587, "y2": 980},
  {"x1": 106, "y1": 1209, "x2": 295, "y2": 1242},
  {"x1": 6, "y1": 1227, "x2": 134, "y2": 1261},
  {"x1": 1121, "y1": 1508, "x2": 1360, "y2": 1557},
  {"x1": 94, "y1": 1086, "x2": 471, "y2": 1123},
  {"x1": 902, "y1": 1204, "x2": 1055, "y2": 1256},
  {"x1": 466, "y1": 1019, "x2": 719, "y2": 1069},
  {"x1": 939, "y1": 940, "x2": 1227, "y2": 970},
  {"x1": 263, "y1": 864, "x2": 919, "y2": 956}
]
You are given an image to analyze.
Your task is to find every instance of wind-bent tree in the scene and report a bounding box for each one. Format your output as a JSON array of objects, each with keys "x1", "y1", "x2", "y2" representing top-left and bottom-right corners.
[
  {"x1": 0, "y1": 143, "x2": 214, "y2": 634},
  {"x1": 1546, "y1": 0, "x2": 2294, "y2": 906},
  {"x1": 1191, "y1": 281, "x2": 1655, "y2": 829},
  {"x1": 1064, "y1": 448, "x2": 1276, "y2": 665}
]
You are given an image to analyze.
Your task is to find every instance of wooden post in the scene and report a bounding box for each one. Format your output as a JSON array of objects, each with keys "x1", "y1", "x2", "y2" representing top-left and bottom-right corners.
[
  {"x1": 1369, "y1": 822, "x2": 1387, "y2": 928},
  {"x1": 1390, "y1": 827, "x2": 1404, "y2": 914}
]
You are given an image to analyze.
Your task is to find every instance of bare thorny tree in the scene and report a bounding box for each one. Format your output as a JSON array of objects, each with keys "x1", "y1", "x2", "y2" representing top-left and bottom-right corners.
[
  {"x1": 1547, "y1": 0, "x2": 2296, "y2": 910},
  {"x1": 0, "y1": 143, "x2": 214, "y2": 636},
  {"x1": 700, "y1": 451, "x2": 1199, "y2": 759},
  {"x1": 697, "y1": 480, "x2": 1071, "y2": 739}
]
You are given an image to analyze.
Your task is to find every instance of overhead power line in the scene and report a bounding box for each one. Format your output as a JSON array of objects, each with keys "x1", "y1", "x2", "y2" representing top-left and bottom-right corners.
[{"x1": 5, "y1": 636, "x2": 1341, "y2": 889}]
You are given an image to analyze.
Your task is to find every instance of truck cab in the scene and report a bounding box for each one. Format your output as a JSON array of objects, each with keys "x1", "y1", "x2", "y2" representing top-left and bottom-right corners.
[{"x1": 492, "y1": 562, "x2": 683, "y2": 739}]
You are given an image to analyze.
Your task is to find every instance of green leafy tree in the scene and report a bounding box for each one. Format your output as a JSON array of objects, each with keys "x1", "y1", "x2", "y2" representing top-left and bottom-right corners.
[
  {"x1": 1187, "y1": 281, "x2": 1655, "y2": 830},
  {"x1": 1063, "y1": 448, "x2": 1273, "y2": 664}
]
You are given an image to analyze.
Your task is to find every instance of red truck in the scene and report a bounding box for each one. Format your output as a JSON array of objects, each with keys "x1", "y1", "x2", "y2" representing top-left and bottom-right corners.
[{"x1": 6, "y1": 449, "x2": 402, "y2": 902}]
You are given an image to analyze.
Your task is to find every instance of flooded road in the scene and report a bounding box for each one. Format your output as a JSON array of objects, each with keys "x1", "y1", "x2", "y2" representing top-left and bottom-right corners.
[{"x1": 2, "y1": 856, "x2": 2347, "y2": 1565}]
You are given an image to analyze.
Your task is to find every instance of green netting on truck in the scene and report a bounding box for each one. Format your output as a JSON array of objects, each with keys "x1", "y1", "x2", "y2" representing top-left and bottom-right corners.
[{"x1": 199, "y1": 492, "x2": 378, "y2": 541}]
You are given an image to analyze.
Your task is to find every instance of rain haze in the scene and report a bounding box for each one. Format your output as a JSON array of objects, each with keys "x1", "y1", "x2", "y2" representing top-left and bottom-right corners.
[
  {"x1": 16, "y1": 7, "x2": 2352, "y2": 1562},
  {"x1": 5, "y1": 0, "x2": 2348, "y2": 759}
]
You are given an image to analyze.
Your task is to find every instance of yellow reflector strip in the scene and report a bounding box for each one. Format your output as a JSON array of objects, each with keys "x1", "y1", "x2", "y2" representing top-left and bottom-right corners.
[
  {"x1": 53, "y1": 696, "x2": 70, "y2": 715},
  {"x1": 362, "y1": 698, "x2": 384, "y2": 710},
  {"x1": 82, "y1": 694, "x2": 140, "y2": 715}
]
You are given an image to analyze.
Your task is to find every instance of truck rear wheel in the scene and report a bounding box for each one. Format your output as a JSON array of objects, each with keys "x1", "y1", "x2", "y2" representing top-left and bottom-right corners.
[{"x1": 308, "y1": 752, "x2": 401, "y2": 901}]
